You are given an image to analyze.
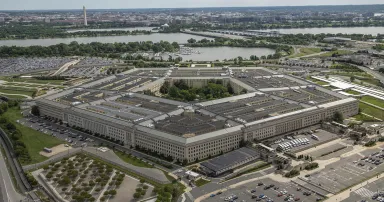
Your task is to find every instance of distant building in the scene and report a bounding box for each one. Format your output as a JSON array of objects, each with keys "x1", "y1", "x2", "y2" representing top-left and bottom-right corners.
[
  {"x1": 83, "y1": 6, "x2": 87, "y2": 26},
  {"x1": 44, "y1": 18, "x2": 50, "y2": 23},
  {"x1": 323, "y1": 37, "x2": 352, "y2": 42},
  {"x1": 0, "y1": 17, "x2": 4, "y2": 22}
]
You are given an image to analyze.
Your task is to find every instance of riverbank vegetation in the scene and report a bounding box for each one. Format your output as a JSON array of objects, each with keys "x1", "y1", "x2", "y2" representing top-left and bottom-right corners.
[
  {"x1": 0, "y1": 24, "x2": 152, "y2": 40},
  {"x1": 0, "y1": 38, "x2": 291, "y2": 61},
  {"x1": 0, "y1": 41, "x2": 180, "y2": 58}
]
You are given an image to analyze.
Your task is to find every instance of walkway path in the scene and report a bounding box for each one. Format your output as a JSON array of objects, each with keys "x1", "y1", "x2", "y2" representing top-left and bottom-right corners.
[{"x1": 51, "y1": 59, "x2": 80, "y2": 76}]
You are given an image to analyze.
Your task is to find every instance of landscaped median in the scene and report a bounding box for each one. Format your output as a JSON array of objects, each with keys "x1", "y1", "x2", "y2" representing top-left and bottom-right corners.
[
  {"x1": 224, "y1": 162, "x2": 271, "y2": 181},
  {"x1": 195, "y1": 178, "x2": 211, "y2": 187}
]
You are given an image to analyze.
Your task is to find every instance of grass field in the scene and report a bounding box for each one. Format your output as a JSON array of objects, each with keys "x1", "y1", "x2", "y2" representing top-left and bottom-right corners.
[
  {"x1": 328, "y1": 72, "x2": 372, "y2": 78},
  {"x1": 195, "y1": 178, "x2": 211, "y2": 187},
  {"x1": 345, "y1": 90, "x2": 361, "y2": 95},
  {"x1": 359, "y1": 102, "x2": 384, "y2": 120},
  {"x1": 306, "y1": 77, "x2": 329, "y2": 85},
  {"x1": 1, "y1": 77, "x2": 65, "y2": 85},
  {"x1": 289, "y1": 48, "x2": 321, "y2": 58},
  {"x1": 1, "y1": 107, "x2": 64, "y2": 165},
  {"x1": 360, "y1": 96, "x2": 384, "y2": 108},
  {"x1": 115, "y1": 151, "x2": 154, "y2": 168},
  {"x1": 318, "y1": 50, "x2": 353, "y2": 57},
  {"x1": 0, "y1": 94, "x2": 27, "y2": 99},
  {"x1": 0, "y1": 89, "x2": 34, "y2": 97},
  {"x1": 353, "y1": 113, "x2": 377, "y2": 122},
  {"x1": 358, "y1": 79, "x2": 383, "y2": 87}
]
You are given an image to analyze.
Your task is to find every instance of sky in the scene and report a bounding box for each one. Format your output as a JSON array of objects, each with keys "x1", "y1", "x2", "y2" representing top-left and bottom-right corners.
[{"x1": 1, "y1": 0, "x2": 384, "y2": 10}]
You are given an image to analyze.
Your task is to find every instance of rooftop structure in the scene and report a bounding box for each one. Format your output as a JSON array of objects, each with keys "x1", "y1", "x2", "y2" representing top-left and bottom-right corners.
[{"x1": 200, "y1": 147, "x2": 260, "y2": 176}]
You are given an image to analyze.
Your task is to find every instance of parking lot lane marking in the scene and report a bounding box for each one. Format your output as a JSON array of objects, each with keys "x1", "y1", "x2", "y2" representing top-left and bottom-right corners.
[
  {"x1": 354, "y1": 187, "x2": 375, "y2": 198},
  {"x1": 339, "y1": 167, "x2": 360, "y2": 176}
]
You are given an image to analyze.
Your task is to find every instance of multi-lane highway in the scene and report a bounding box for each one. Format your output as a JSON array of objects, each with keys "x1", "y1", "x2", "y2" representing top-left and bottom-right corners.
[{"x1": 0, "y1": 148, "x2": 24, "y2": 202}]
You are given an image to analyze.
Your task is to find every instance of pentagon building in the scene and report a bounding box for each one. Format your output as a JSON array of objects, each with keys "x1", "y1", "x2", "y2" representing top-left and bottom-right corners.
[{"x1": 37, "y1": 67, "x2": 358, "y2": 162}]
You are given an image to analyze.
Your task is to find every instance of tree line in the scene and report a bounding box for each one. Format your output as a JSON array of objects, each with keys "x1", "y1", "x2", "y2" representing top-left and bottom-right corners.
[
  {"x1": 0, "y1": 24, "x2": 152, "y2": 40},
  {"x1": 0, "y1": 41, "x2": 180, "y2": 58},
  {"x1": 0, "y1": 101, "x2": 31, "y2": 164}
]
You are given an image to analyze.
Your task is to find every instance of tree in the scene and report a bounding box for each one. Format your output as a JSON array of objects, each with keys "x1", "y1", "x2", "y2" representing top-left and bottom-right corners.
[
  {"x1": 350, "y1": 76, "x2": 355, "y2": 82},
  {"x1": 333, "y1": 111, "x2": 344, "y2": 124},
  {"x1": 133, "y1": 192, "x2": 141, "y2": 199},
  {"x1": 187, "y1": 38, "x2": 196, "y2": 44},
  {"x1": 32, "y1": 90, "x2": 38, "y2": 98},
  {"x1": 31, "y1": 105, "x2": 40, "y2": 116},
  {"x1": 379, "y1": 68, "x2": 384, "y2": 74},
  {"x1": 109, "y1": 190, "x2": 117, "y2": 196}
]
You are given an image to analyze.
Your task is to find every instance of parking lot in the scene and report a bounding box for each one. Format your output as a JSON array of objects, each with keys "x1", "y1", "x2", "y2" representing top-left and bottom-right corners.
[
  {"x1": 302, "y1": 148, "x2": 384, "y2": 194},
  {"x1": 342, "y1": 177, "x2": 384, "y2": 202},
  {"x1": 203, "y1": 178, "x2": 324, "y2": 202},
  {"x1": 19, "y1": 117, "x2": 99, "y2": 149},
  {"x1": 0, "y1": 57, "x2": 74, "y2": 74},
  {"x1": 270, "y1": 130, "x2": 339, "y2": 154}
]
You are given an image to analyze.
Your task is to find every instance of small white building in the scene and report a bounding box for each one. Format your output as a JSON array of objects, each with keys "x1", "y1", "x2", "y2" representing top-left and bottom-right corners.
[{"x1": 185, "y1": 170, "x2": 200, "y2": 179}]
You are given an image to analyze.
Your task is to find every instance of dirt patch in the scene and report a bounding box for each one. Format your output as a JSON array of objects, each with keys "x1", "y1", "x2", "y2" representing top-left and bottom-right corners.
[{"x1": 39, "y1": 144, "x2": 72, "y2": 157}]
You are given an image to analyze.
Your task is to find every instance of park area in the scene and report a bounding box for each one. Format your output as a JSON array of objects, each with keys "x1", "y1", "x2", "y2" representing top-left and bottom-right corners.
[
  {"x1": 0, "y1": 76, "x2": 66, "y2": 98},
  {"x1": 289, "y1": 47, "x2": 321, "y2": 58},
  {"x1": 33, "y1": 154, "x2": 155, "y2": 202},
  {"x1": 1, "y1": 106, "x2": 63, "y2": 165}
]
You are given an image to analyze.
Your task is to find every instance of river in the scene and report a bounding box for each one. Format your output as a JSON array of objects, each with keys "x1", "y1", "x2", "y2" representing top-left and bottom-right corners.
[
  {"x1": 250, "y1": 27, "x2": 384, "y2": 35},
  {"x1": 0, "y1": 33, "x2": 212, "y2": 47},
  {"x1": 66, "y1": 27, "x2": 156, "y2": 33}
]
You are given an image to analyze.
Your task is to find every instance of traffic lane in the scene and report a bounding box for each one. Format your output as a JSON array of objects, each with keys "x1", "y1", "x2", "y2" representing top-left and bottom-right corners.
[{"x1": 0, "y1": 146, "x2": 24, "y2": 202}]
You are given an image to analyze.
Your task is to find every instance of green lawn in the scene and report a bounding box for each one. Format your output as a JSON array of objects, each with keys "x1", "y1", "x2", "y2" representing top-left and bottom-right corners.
[
  {"x1": 289, "y1": 47, "x2": 321, "y2": 58},
  {"x1": 1, "y1": 107, "x2": 64, "y2": 165},
  {"x1": 358, "y1": 79, "x2": 383, "y2": 87},
  {"x1": 195, "y1": 178, "x2": 211, "y2": 187},
  {"x1": 115, "y1": 150, "x2": 154, "y2": 168},
  {"x1": 359, "y1": 102, "x2": 384, "y2": 120},
  {"x1": 318, "y1": 50, "x2": 353, "y2": 57},
  {"x1": 306, "y1": 77, "x2": 329, "y2": 85},
  {"x1": 360, "y1": 96, "x2": 384, "y2": 108},
  {"x1": 0, "y1": 94, "x2": 27, "y2": 99},
  {"x1": 345, "y1": 90, "x2": 361, "y2": 95},
  {"x1": 353, "y1": 114, "x2": 377, "y2": 122},
  {"x1": 0, "y1": 89, "x2": 34, "y2": 97},
  {"x1": 1, "y1": 77, "x2": 65, "y2": 85}
]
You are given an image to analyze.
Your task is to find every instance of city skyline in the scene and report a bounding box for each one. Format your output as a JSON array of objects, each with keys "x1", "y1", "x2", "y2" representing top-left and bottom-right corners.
[{"x1": 1, "y1": 0, "x2": 384, "y2": 10}]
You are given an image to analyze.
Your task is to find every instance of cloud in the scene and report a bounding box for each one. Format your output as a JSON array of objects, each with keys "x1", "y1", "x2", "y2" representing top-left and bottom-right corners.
[{"x1": 1, "y1": 0, "x2": 383, "y2": 10}]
